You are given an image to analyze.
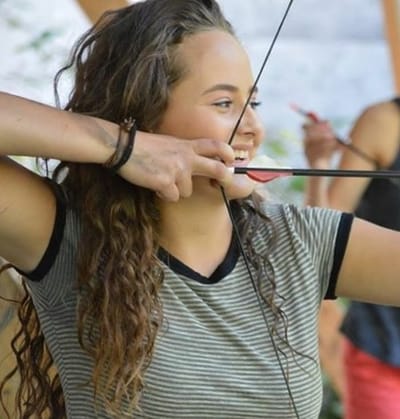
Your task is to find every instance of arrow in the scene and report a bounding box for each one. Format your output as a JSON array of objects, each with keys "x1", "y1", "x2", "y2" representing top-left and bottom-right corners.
[{"x1": 233, "y1": 166, "x2": 400, "y2": 183}]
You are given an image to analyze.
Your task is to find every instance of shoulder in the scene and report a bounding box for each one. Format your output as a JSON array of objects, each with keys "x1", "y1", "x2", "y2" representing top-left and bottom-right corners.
[
  {"x1": 260, "y1": 201, "x2": 341, "y2": 223},
  {"x1": 351, "y1": 99, "x2": 400, "y2": 166},
  {"x1": 360, "y1": 100, "x2": 399, "y2": 124},
  {"x1": 258, "y1": 202, "x2": 344, "y2": 242},
  {"x1": 26, "y1": 192, "x2": 81, "y2": 307}
]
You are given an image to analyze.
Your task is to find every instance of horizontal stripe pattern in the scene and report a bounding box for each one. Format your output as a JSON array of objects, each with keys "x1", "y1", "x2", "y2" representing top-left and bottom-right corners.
[{"x1": 28, "y1": 203, "x2": 343, "y2": 418}]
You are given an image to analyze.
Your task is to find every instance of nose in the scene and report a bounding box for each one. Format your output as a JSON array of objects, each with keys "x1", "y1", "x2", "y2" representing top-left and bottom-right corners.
[{"x1": 236, "y1": 104, "x2": 264, "y2": 142}]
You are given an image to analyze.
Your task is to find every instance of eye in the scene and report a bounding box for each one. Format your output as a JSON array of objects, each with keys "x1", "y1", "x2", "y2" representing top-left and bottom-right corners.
[
  {"x1": 214, "y1": 100, "x2": 233, "y2": 109},
  {"x1": 250, "y1": 100, "x2": 262, "y2": 110}
]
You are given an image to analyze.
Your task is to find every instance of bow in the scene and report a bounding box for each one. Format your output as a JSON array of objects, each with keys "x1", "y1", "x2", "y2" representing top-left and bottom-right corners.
[{"x1": 219, "y1": 1, "x2": 300, "y2": 416}]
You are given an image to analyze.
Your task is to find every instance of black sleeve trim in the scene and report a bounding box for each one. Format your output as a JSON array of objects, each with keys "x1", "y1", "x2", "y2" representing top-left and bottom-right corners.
[
  {"x1": 324, "y1": 213, "x2": 354, "y2": 300},
  {"x1": 18, "y1": 183, "x2": 67, "y2": 282}
]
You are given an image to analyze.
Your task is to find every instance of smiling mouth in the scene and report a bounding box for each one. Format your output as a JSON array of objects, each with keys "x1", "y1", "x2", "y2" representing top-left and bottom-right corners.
[
  {"x1": 234, "y1": 150, "x2": 250, "y2": 161},
  {"x1": 233, "y1": 153, "x2": 250, "y2": 168}
]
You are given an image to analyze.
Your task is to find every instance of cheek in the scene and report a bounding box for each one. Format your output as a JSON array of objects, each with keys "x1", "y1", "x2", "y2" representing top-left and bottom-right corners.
[
  {"x1": 255, "y1": 123, "x2": 266, "y2": 148},
  {"x1": 156, "y1": 108, "x2": 179, "y2": 135},
  {"x1": 156, "y1": 106, "x2": 203, "y2": 138},
  {"x1": 256, "y1": 115, "x2": 266, "y2": 139},
  {"x1": 159, "y1": 111, "x2": 234, "y2": 142}
]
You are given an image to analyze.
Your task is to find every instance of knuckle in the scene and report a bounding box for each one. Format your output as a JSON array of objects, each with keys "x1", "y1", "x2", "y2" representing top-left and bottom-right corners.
[
  {"x1": 180, "y1": 186, "x2": 192, "y2": 198},
  {"x1": 212, "y1": 161, "x2": 228, "y2": 180},
  {"x1": 156, "y1": 173, "x2": 174, "y2": 190},
  {"x1": 208, "y1": 139, "x2": 220, "y2": 148}
]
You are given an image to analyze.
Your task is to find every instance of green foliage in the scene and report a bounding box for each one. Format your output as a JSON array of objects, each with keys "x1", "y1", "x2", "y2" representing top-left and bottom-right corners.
[
  {"x1": 20, "y1": 29, "x2": 61, "y2": 52},
  {"x1": 320, "y1": 378, "x2": 343, "y2": 419},
  {"x1": 258, "y1": 130, "x2": 306, "y2": 204}
]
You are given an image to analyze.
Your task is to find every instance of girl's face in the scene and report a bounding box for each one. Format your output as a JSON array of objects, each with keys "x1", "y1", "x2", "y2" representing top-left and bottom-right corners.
[{"x1": 157, "y1": 29, "x2": 265, "y2": 200}]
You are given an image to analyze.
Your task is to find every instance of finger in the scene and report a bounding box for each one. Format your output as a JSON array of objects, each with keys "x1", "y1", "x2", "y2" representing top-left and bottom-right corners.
[
  {"x1": 175, "y1": 175, "x2": 193, "y2": 198},
  {"x1": 192, "y1": 139, "x2": 235, "y2": 164},
  {"x1": 156, "y1": 184, "x2": 180, "y2": 202},
  {"x1": 173, "y1": 164, "x2": 193, "y2": 198},
  {"x1": 192, "y1": 157, "x2": 233, "y2": 184}
]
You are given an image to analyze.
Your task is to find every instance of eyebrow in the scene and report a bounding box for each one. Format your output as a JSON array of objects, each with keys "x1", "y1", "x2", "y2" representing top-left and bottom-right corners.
[{"x1": 202, "y1": 84, "x2": 258, "y2": 96}]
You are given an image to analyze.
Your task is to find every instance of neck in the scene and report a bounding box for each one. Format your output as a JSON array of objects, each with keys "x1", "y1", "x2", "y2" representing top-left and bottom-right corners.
[{"x1": 158, "y1": 193, "x2": 234, "y2": 277}]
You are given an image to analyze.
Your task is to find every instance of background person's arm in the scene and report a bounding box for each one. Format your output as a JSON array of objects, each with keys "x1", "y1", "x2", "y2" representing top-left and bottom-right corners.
[
  {"x1": 75, "y1": 0, "x2": 130, "y2": 24},
  {"x1": 304, "y1": 101, "x2": 400, "y2": 211},
  {"x1": 303, "y1": 100, "x2": 400, "y2": 400}
]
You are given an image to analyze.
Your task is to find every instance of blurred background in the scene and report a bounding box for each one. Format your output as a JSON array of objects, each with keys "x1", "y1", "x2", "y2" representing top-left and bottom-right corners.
[{"x1": 0, "y1": 1, "x2": 398, "y2": 416}]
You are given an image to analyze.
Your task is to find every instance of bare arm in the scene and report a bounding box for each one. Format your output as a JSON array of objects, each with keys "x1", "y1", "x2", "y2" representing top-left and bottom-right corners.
[
  {"x1": 0, "y1": 92, "x2": 119, "y2": 272},
  {"x1": 329, "y1": 102, "x2": 400, "y2": 210},
  {"x1": 320, "y1": 215, "x2": 400, "y2": 398},
  {"x1": 304, "y1": 101, "x2": 400, "y2": 211},
  {"x1": 0, "y1": 92, "x2": 234, "y2": 272},
  {"x1": 336, "y1": 217, "x2": 400, "y2": 305},
  {"x1": 303, "y1": 100, "x2": 400, "y2": 398},
  {"x1": 75, "y1": 0, "x2": 129, "y2": 24},
  {"x1": 0, "y1": 93, "x2": 118, "y2": 163}
]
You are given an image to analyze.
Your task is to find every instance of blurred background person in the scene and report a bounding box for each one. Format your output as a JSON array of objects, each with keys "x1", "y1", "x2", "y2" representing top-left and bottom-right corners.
[
  {"x1": 76, "y1": 0, "x2": 129, "y2": 23},
  {"x1": 303, "y1": 97, "x2": 400, "y2": 419}
]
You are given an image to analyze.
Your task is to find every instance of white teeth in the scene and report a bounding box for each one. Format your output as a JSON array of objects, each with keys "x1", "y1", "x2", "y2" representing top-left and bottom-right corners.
[{"x1": 234, "y1": 150, "x2": 249, "y2": 160}]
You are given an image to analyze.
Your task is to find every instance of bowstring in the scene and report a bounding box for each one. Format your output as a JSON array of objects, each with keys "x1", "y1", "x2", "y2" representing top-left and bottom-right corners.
[
  {"x1": 220, "y1": 1, "x2": 300, "y2": 417},
  {"x1": 227, "y1": 0, "x2": 295, "y2": 146}
]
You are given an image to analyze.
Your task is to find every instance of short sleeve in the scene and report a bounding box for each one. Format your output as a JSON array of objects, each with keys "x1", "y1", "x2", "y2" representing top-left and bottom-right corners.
[{"x1": 263, "y1": 203, "x2": 353, "y2": 302}]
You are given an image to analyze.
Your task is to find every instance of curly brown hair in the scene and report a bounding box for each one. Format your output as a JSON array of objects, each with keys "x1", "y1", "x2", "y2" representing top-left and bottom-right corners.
[
  {"x1": 1, "y1": 1, "x2": 239, "y2": 418},
  {"x1": 1, "y1": 0, "x2": 305, "y2": 417}
]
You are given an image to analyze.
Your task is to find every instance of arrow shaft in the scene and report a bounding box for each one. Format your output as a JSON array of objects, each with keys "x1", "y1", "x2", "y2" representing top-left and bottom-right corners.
[{"x1": 234, "y1": 167, "x2": 400, "y2": 178}]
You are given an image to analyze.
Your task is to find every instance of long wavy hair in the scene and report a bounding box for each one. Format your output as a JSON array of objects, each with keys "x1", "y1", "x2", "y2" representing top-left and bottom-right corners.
[
  {"x1": 1, "y1": 1, "x2": 302, "y2": 417},
  {"x1": 0, "y1": 1, "x2": 247, "y2": 418}
]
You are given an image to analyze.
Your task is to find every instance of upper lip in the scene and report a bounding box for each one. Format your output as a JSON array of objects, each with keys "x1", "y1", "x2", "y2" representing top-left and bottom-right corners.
[{"x1": 232, "y1": 143, "x2": 253, "y2": 152}]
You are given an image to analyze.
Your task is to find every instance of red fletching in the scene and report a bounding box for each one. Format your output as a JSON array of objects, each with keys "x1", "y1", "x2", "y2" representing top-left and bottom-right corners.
[{"x1": 245, "y1": 170, "x2": 291, "y2": 183}]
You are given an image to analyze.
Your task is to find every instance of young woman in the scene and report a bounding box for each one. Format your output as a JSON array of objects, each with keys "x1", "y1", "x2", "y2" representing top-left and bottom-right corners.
[
  {"x1": 1, "y1": 1, "x2": 400, "y2": 418},
  {"x1": 303, "y1": 98, "x2": 400, "y2": 419}
]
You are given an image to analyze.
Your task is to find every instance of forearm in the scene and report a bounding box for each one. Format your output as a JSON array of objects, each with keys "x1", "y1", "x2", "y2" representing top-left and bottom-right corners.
[
  {"x1": 0, "y1": 92, "x2": 235, "y2": 202},
  {"x1": 0, "y1": 92, "x2": 117, "y2": 164}
]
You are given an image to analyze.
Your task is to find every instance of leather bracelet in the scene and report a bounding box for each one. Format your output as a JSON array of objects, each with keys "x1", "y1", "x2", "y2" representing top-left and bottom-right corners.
[{"x1": 105, "y1": 118, "x2": 136, "y2": 173}]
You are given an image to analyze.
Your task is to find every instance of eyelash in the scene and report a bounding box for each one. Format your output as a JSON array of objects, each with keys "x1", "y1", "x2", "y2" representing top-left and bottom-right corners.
[
  {"x1": 250, "y1": 100, "x2": 262, "y2": 109},
  {"x1": 214, "y1": 100, "x2": 262, "y2": 110}
]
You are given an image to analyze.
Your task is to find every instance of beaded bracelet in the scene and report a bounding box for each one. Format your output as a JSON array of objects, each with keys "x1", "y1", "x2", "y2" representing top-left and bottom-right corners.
[{"x1": 105, "y1": 117, "x2": 137, "y2": 173}]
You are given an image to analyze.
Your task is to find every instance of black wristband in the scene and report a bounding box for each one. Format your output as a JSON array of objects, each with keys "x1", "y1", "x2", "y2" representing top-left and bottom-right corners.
[{"x1": 105, "y1": 118, "x2": 136, "y2": 173}]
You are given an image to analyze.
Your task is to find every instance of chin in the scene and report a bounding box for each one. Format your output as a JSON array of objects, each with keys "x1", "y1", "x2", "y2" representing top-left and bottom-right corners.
[
  {"x1": 192, "y1": 177, "x2": 256, "y2": 201},
  {"x1": 220, "y1": 178, "x2": 257, "y2": 201}
]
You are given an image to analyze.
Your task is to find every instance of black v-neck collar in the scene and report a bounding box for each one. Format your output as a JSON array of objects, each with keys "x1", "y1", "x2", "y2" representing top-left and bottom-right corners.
[{"x1": 157, "y1": 203, "x2": 242, "y2": 284}]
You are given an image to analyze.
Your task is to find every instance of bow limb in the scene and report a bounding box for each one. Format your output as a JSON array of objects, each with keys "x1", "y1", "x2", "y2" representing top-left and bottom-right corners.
[
  {"x1": 227, "y1": 0, "x2": 295, "y2": 146},
  {"x1": 220, "y1": 1, "x2": 299, "y2": 418}
]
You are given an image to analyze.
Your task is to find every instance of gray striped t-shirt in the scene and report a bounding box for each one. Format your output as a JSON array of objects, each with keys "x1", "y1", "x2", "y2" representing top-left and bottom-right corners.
[{"x1": 27, "y1": 201, "x2": 351, "y2": 418}]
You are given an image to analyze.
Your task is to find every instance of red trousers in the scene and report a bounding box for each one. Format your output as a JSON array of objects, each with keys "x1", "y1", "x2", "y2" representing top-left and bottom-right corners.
[{"x1": 344, "y1": 339, "x2": 400, "y2": 419}]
